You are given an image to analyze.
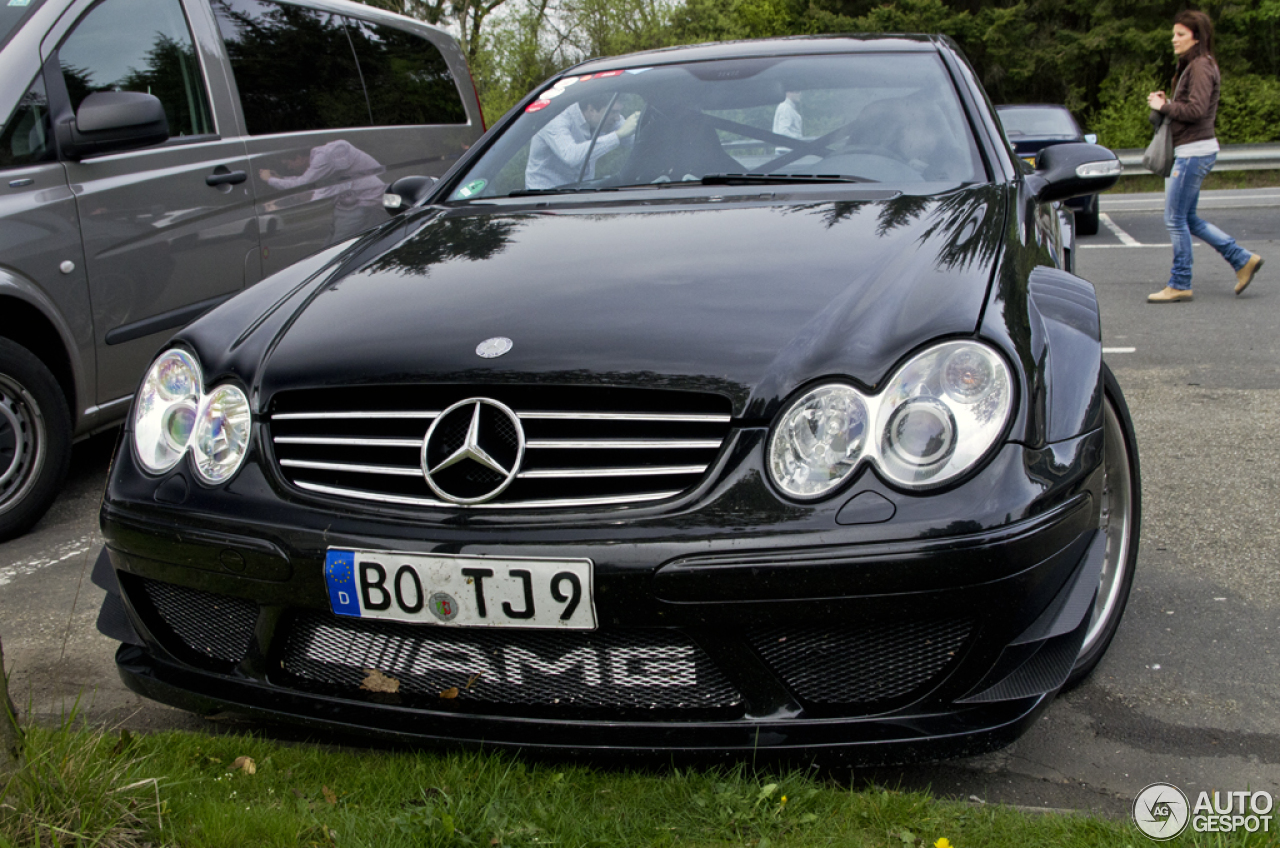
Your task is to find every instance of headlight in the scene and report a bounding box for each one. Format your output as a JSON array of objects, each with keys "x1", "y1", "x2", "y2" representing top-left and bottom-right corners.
[
  {"x1": 134, "y1": 350, "x2": 202, "y2": 473},
  {"x1": 767, "y1": 341, "x2": 1013, "y2": 498},
  {"x1": 192, "y1": 384, "x2": 251, "y2": 484},
  {"x1": 875, "y1": 342, "x2": 1012, "y2": 487},
  {"x1": 767, "y1": 384, "x2": 869, "y2": 499},
  {"x1": 133, "y1": 349, "x2": 252, "y2": 483}
]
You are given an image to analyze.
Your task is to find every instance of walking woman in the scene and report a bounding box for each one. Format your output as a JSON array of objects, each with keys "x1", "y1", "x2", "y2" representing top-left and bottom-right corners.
[{"x1": 1146, "y1": 10, "x2": 1264, "y2": 303}]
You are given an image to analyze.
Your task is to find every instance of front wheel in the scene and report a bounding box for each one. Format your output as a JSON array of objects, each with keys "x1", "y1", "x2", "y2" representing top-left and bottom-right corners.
[
  {"x1": 1065, "y1": 362, "x2": 1141, "y2": 687},
  {"x1": 0, "y1": 338, "x2": 72, "y2": 541}
]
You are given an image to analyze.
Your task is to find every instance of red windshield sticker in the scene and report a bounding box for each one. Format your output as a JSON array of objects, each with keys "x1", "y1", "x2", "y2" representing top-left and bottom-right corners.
[{"x1": 525, "y1": 100, "x2": 551, "y2": 113}]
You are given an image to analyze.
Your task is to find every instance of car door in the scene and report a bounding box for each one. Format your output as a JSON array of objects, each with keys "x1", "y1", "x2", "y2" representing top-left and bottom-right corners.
[{"x1": 48, "y1": 0, "x2": 261, "y2": 405}]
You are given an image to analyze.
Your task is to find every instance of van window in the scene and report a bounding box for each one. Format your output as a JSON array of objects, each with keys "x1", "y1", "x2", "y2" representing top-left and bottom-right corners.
[
  {"x1": 0, "y1": 76, "x2": 53, "y2": 170},
  {"x1": 345, "y1": 19, "x2": 467, "y2": 126},
  {"x1": 212, "y1": 0, "x2": 370, "y2": 135},
  {"x1": 58, "y1": 0, "x2": 213, "y2": 137}
]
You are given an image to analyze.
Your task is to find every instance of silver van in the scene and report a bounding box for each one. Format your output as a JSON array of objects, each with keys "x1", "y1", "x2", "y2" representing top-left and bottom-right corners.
[{"x1": 0, "y1": 0, "x2": 484, "y2": 538}]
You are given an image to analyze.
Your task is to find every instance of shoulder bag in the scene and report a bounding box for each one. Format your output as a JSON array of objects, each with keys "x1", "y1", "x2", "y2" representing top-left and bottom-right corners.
[{"x1": 1142, "y1": 73, "x2": 1187, "y2": 177}]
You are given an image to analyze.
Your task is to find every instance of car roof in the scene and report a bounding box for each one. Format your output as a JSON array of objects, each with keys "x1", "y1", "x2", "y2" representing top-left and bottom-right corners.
[
  {"x1": 995, "y1": 104, "x2": 1072, "y2": 112},
  {"x1": 568, "y1": 34, "x2": 945, "y2": 75}
]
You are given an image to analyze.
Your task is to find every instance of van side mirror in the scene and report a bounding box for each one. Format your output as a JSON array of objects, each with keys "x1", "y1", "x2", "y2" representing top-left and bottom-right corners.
[
  {"x1": 1026, "y1": 143, "x2": 1121, "y2": 204},
  {"x1": 384, "y1": 175, "x2": 439, "y2": 215},
  {"x1": 56, "y1": 91, "x2": 169, "y2": 160}
]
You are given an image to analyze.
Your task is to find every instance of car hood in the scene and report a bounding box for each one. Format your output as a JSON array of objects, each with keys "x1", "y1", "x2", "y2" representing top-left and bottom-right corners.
[{"x1": 258, "y1": 186, "x2": 1005, "y2": 418}]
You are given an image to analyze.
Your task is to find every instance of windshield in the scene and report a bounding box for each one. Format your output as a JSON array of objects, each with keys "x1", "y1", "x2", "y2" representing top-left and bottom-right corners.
[
  {"x1": 998, "y1": 107, "x2": 1080, "y2": 138},
  {"x1": 1, "y1": 0, "x2": 45, "y2": 51},
  {"x1": 449, "y1": 52, "x2": 985, "y2": 200}
]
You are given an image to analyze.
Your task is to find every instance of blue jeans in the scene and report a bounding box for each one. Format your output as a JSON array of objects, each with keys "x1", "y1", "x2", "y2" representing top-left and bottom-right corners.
[{"x1": 1164, "y1": 153, "x2": 1251, "y2": 290}]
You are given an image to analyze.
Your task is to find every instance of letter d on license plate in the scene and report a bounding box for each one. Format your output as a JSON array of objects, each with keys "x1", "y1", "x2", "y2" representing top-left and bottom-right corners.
[{"x1": 324, "y1": 548, "x2": 596, "y2": 629}]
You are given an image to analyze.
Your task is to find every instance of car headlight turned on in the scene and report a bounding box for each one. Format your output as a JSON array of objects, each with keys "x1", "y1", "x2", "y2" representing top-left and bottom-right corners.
[
  {"x1": 768, "y1": 341, "x2": 1013, "y2": 498},
  {"x1": 133, "y1": 349, "x2": 252, "y2": 484}
]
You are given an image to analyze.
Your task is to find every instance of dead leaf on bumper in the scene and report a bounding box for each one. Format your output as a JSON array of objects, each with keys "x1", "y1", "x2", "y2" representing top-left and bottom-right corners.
[
  {"x1": 439, "y1": 687, "x2": 459, "y2": 699},
  {"x1": 360, "y1": 668, "x2": 400, "y2": 693}
]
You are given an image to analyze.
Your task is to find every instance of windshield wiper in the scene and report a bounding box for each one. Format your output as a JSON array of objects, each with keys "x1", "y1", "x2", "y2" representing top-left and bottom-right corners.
[{"x1": 700, "y1": 173, "x2": 875, "y2": 185}]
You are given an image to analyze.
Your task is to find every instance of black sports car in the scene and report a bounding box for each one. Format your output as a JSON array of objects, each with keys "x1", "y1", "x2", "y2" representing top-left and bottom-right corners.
[
  {"x1": 95, "y1": 35, "x2": 1138, "y2": 764},
  {"x1": 996, "y1": 104, "x2": 1106, "y2": 236}
]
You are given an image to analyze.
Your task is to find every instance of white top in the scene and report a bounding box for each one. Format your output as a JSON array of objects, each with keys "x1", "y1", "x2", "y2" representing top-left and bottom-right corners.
[
  {"x1": 1175, "y1": 138, "x2": 1220, "y2": 158},
  {"x1": 525, "y1": 104, "x2": 626, "y2": 190},
  {"x1": 772, "y1": 97, "x2": 802, "y2": 139}
]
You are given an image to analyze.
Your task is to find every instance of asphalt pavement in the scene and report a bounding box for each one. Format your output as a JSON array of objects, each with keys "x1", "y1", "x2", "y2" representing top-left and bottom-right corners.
[{"x1": 1, "y1": 187, "x2": 1277, "y2": 819}]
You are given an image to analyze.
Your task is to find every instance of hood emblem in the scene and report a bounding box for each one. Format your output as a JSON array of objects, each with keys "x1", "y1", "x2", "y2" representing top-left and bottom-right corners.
[
  {"x1": 421, "y1": 398, "x2": 525, "y2": 504},
  {"x1": 476, "y1": 337, "x2": 513, "y2": 359}
]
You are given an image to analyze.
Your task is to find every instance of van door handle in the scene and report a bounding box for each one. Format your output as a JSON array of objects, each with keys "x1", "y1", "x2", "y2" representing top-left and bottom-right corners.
[{"x1": 206, "y1": 168, "x2": 247, "y2": 187}]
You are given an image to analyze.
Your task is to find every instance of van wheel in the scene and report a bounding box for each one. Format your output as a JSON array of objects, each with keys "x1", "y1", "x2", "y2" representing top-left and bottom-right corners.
[
  {"x1": 0, "y1": 338, "x2": 72, "y2": 541},
  {"x1": 1065, "y1": 362, "x2": 1140, "y2": 687}
]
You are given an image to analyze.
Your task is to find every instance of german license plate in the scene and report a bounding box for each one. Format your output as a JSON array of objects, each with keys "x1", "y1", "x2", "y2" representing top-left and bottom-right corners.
[
  {"x1": 324, "y1": 548, "x2": 596, "y2": 629},
  {"x1": 1021, "y1": 156, "x2": 1036, "y2": 166}
]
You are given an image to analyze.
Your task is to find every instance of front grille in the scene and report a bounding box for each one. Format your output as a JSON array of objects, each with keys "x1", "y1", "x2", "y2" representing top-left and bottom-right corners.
[
  {"x1": 268, "y1": 385, "x2": 733, "y2": 510},
  {"x1": 747, "y1": 619, "x2": 972, "y2": 708},
  {"x1": 140, "y1": 578, "x2": 258, "y2": 664},
  {"x1": 282, "y1": 611, "x2": 742, "y2": 711}
]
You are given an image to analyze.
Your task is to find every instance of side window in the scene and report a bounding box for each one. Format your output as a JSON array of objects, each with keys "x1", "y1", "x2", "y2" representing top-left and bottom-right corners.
[
  {"x1": 0, "y1": 77, "x2": 54, "y2": 170},
  {"x1": 58, "y1": 0, "x2": 213, "y2": 137},
  {"x1": 344, "y1": 19, "x2": 467, "y2": 126},
  {"x1": 211, "y1": 0, "x2": 370, "y2": 135}
]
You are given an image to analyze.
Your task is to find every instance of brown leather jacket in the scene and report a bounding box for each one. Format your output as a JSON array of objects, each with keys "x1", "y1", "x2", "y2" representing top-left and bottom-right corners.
[{"x1": 1160, "y1": 55, "x2": 1220, "y2": 148}]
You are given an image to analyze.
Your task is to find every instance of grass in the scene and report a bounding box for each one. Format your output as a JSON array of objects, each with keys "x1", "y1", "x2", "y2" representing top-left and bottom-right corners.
[
  {"x1": 1107, "y1": 168, "x2": 1280, "y2": 193},
  {"x1": 1, "y1": 720, "x2": 1276, "y2": 847}
]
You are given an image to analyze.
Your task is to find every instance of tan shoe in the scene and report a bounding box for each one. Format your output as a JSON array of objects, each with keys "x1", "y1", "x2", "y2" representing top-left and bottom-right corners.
[
  {"x1": 1235, "y1": 254, "x2": 1264, "y2": 294},
  {"x1": 1148, "y1": 286, "x2": 1193, "y2": 303}
]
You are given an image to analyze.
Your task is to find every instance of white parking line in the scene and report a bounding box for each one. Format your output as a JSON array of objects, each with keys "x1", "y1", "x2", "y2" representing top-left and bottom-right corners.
[
  {"x1": 1103, "y1": 347, "x2": 1137, "y2": 354},
  {"x1": 0, "y1": 536, "x2": 95, "y2": 587},
  {"x1": 1100, "y1": 213, "x2": 1143, "y2": 246}
]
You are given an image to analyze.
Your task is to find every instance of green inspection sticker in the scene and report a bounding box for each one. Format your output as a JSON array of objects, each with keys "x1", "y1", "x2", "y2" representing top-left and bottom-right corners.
[{"x1": 453, "y1": 178, "x2": 487, "y2": 199}]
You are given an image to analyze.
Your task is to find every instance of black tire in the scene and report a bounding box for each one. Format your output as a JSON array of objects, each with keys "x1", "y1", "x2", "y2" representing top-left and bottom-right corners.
[
  {"x1": 0, "y1": 338, "x2": 72, "y2": 541},
  {"x1": 1065, "y1": 362, "x2": 1141, "y2": 687},
  {"x1": 1075, "y1": 197, "x2": 1100, "y2": 237}
]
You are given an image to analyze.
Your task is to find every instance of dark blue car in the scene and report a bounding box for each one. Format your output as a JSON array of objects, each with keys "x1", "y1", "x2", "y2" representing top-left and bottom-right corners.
[{"x1": 997, "y1": 104, "x2": 1105, "y2": 235}]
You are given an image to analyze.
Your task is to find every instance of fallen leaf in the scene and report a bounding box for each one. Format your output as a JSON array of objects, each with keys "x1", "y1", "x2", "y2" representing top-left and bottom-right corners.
[
  {"x1": 231, "y1": 756, "x2": 256, "y2": 775},
  {"x1": 322, "y1": 785, "x2": 337, "y2": 805},
  {"x1": 465, "y1": 673, "x2": 482, "y2": 689},
  {"x1": 360, "y1": 668, "x2": 400, "y2": 693},
  {"x1": 439, "y1": 687, "x2": 460, "y2": 699}
]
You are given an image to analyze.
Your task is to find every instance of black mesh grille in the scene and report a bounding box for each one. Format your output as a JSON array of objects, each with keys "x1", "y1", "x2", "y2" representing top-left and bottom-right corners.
[
  {"x1": 268, "y1": 384, "x2": 732, "y2": 510},
  {"x1": 747, "y1": 619, "x2": 972, "y2": 707},
  {"x1": 282, "y1": 612, "x2": 742, "y2": 710},
  {"x1": 140, "y1": 578, "x2": 258, "y2": 664}
]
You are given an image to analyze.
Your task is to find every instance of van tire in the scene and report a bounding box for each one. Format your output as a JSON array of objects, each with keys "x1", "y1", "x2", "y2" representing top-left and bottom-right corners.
[{"x1": 0, "y1": 338, "x2": 72, "y2": 541}]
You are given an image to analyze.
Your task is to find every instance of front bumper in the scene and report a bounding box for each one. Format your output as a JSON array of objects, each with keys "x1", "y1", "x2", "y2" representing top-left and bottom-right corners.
[{"x1": 97, "y1": 427, "x2": 1105, "y2": 762}]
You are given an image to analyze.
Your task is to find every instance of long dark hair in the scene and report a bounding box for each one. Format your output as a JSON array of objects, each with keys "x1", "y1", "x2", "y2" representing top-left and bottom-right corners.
[{"x1": 1173, "y1": 10, "x2": 1216, "y2": 84}]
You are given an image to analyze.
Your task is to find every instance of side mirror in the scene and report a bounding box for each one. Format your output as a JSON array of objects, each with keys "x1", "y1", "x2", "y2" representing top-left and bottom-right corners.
[
  {"x1": 56, "y1": 91, "x2": 169, "y2": 160},
  {"x1": 1026, "y1": 143, "x2": 1120, "y2": 204},
  {"x1": 384, "y1": 175, "x2": 439, "y2": 215}
]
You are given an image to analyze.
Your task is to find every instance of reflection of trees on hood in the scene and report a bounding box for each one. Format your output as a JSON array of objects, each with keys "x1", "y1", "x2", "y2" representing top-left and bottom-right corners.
[
  {"x1": 875, "y1": 194, "x2": 931, "y2": 238},
  {"x1": 791, "y1": 200, "x2": 870, "y2": 229},
  {"x1": 919, "y1": 186, "x2": 1003, "y2": 271},
  {"x1": 364, "y1": 214, "x2": 527, "y2": 276}
]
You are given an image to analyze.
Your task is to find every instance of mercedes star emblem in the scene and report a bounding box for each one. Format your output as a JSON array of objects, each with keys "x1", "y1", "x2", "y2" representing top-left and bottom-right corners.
[
  {"x1": 421, "y1": 398, "x2": 524, "y2": 504},
  {"x1": 476, "y1": 337, "x2": 513, "y2": 359}
]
